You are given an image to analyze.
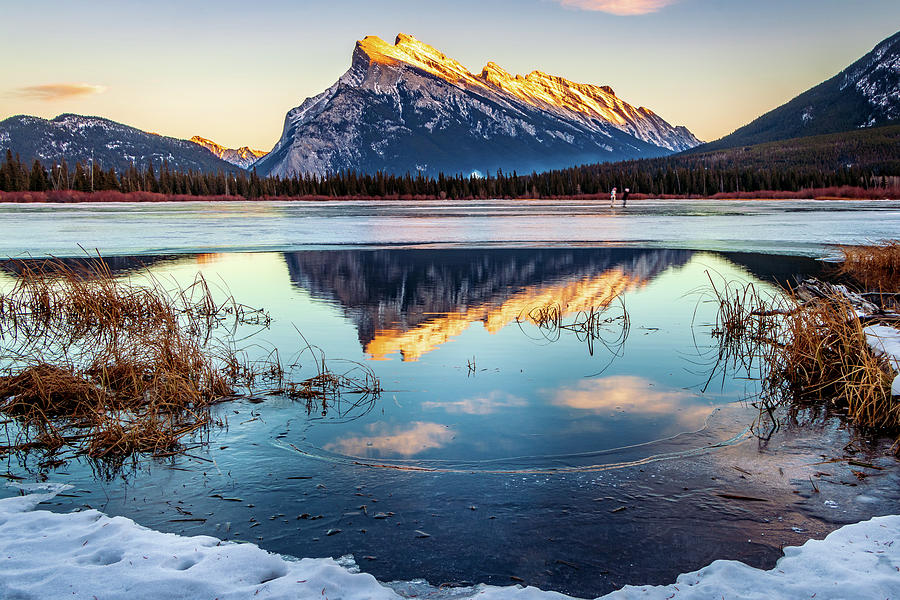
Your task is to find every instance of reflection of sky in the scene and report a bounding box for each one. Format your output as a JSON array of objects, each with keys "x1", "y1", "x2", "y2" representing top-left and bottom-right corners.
[
  {"x1": 549, "y1": 375, "x2": 713, "y2": 428},
  {"x1": 422, "y1": 391, "x2": 528, "y2": 415},
  {"x1": 0, "y1": 249, "x2": 800, "y2": 465},
  {"x1": 324, "y1": 421, "x2": 454, "y2": 458}
]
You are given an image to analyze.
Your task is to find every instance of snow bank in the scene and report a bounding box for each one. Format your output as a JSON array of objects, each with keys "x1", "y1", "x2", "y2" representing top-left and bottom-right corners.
[
  {"x1": 2, "y1": 484, "x2": 899, "y2": 600},
  {"x1": 864, "y1": 324, "x2": 900, "y2": 395}
]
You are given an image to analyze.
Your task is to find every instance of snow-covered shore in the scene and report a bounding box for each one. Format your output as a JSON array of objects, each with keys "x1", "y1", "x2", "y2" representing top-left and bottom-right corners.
[
  {"x1": 2, "y1": 483, "x2": 899, "y2": 600},
  {"x1": 864, "y1": 324, "x2": 900, "y2": 395}
]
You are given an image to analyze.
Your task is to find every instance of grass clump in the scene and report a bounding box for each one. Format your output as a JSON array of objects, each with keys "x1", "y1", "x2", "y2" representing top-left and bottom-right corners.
[
  {"x1": 838, "y1": 240, "x2": 900, "y2": 296},
  {"x1": 0, "y1": 257, "x2": 380, "y2": 465},
  {"x1": 703, "y1": 242, "x2": 900, "y2": 444},
  {"x1": 763, "y1": 295, "x2": 896, "y2": 430}
]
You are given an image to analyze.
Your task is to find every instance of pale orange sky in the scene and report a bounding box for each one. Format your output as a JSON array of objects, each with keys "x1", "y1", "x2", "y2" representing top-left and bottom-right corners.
[{"x1": 1, "y1": 0, "x2": 898, "y2": 149}]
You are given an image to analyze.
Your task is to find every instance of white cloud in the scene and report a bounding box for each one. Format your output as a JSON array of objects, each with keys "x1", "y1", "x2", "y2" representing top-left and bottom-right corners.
[
  {"x1": 11, "y1": 82, "x2": 107, "y2": 101},
  {"x1": 555, "y1": 0, "x2": 679, "y2": 15},
  {"x1": 324, "y1": 421, "x2": 454, "y2": 458},
  {"x1": 422, "y1": 391, "x2": 527, "y2": 415}
]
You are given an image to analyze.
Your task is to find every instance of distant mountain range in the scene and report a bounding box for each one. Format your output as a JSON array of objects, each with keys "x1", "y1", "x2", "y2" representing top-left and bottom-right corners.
[
  {"x1": 0, "y1": 114, "x2": 240, "y2": 174},
  {"x1": 189, "y1": 136, "x2": 267, "y2": 169},
  {"x1": 697, "y1": 30, "x2": 900, "y2": 152},
  {"x1": 254, "y1": 33, "x2": 700, "y2": 178},
  {"x1": 2, "y1": 30, "x2": 897, "y2": 180}
]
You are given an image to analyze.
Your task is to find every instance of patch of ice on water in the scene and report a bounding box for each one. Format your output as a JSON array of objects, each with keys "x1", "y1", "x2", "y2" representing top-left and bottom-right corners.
[{"x1": 1, "y1": 483, "x2": 899, "y2": 599}]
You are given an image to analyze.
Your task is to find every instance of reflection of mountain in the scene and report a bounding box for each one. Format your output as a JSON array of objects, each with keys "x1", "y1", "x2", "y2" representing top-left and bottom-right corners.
[
  {"x1": 283, "y1": 248, "x2": 692, "y2": 360},
  {"x1": 717, "y1": 252, "x2": 826, "y2": 288},
  {"x1": 0, "y1": 254, "x2": 190, "y2": 278}
]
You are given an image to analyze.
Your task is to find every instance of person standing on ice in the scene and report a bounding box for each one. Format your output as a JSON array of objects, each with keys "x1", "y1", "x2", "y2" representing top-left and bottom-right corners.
[
  {"x1": 610, "y1": 187, "x2": 617, "y2": 207},
  {"x1": 622, "y1": 187, "x2": 630, "y2": 207}
]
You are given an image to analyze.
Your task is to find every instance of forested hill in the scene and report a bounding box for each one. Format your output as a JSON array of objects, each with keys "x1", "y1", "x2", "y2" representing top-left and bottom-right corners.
[
  {"x1": 674, "y1": 125, "x2": 900, "y2": 172},
  {"x1": 694, "y1": 30, "x2": 900, "y2": 152}
]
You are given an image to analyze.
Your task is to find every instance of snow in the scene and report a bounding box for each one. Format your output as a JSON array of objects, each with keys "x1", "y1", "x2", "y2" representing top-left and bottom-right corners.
[
  {"x1": 864, "y1": 324, "x2": 900, "y2": 395},
  {"x1": 3, "y1": 483, "x2": 900, "y2": 600}
]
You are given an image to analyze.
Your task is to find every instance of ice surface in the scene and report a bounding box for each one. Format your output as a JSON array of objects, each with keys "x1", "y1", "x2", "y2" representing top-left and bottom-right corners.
[
  {"x1": 1, "y1": 199, "x2": 899, "y2": 258},
  {"x1": 2, "y1": 484, "x2": 899, "y2": 599}
]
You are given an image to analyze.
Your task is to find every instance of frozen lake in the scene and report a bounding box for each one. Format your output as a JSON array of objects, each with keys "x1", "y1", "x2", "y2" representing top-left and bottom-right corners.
[
  {"x1": 1, "y1": 200, "x2": 899, "y2": 598},
  {"x1": 1, "y1": 199, "x2": 899, "y2": 258}
]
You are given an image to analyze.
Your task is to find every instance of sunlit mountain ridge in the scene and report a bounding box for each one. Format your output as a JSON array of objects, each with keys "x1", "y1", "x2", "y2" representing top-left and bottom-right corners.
[
  {"x1": 254, "y1": 33, "x2": 700, "y2": 178},
  {"x1": 189, "y1": 136, "x2": 267, "y2": 169}
]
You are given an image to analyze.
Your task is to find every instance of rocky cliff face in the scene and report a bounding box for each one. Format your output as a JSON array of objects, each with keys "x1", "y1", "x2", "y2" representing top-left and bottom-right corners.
[
  {"x1": 255, "y1": 34, "x2": 701, "y2": 177},
  {"x1": 190, "y1": 136, "x2": 267, "y2": 169}
]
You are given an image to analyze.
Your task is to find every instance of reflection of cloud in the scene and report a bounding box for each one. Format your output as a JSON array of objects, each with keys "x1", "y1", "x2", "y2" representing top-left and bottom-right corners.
[
  {"x1": 423, "y1": 391, "x2": 527, "y2": 415},
  {"x1": 555, "y1": 0, "x2": 678, "y2": 15},
  {"x1": 551, "y1": 375, "x2": 711, "y2": 425},
  {"x1": 11, "y1": 82, "x2": 107, "y2": 101},
  {"x1": 324, "y1": 421, "x2": 453, "y2": 457}
]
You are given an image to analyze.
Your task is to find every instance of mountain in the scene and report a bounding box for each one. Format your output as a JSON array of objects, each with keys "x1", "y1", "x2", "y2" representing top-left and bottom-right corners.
[
  {"x1": 0, "y1": 114, "x2": 242, "y2": 174},
  {"x1": 697, "y1": 30, "x2": 900, "y2": 152},
  {"x1": 254, "y1": 33, "x2": 701, "y2": 178},
  {"x1": 189, "y1": 136, "x2": 267, "y2": 169}
]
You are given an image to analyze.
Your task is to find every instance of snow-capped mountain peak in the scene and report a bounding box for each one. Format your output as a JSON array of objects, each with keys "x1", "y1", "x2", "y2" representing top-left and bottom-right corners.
[
  {"x1": 190, "y1": 136, "x2": 267, "y2": 169},
  {"x1": 0, "y1": 114, "x2": 240, "y2": 174},
  {"x1": 254, "y1": 33, "x2": 701, "y2": 178}
]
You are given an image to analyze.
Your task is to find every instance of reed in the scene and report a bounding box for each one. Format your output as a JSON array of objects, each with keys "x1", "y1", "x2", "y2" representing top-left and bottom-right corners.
[
  {"x1": 838, "y1": 240, "x2": 900, "y2": 295},
  {"x1": 704, "y1": 262, "x2": 898, "y2": 442},
  {"x1": 517, "y1": 298, "x2": 630, "y2": 367},
  {"x1": 0, "y1": 257, "x2": 380, "y2": 464},
  {"x1": 765, "y1": 296, "x2": 896, "y2": 430}
]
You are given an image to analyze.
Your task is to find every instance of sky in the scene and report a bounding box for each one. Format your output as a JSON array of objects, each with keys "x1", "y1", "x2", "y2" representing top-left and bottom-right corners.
[{"x1": 1, "y1": 1, "x2": 898, "y2": 150}]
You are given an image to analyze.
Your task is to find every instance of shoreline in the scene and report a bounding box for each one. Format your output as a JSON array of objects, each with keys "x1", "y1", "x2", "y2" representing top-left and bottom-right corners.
[
  {"x1": 2, "y1": 484, "x2": 899, "y2": 600},
  {"x1": 1, "y1": 188, "x2": 898, "y2": 204}
]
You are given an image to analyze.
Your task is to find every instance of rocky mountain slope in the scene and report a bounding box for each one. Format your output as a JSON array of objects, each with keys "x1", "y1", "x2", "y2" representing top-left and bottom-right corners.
[
  {"x1": 697, "y1": 30, "x2": 900, "y2": 152},
  {"x1": 0, "y1": 114, "x2": 241, "y2": 174},
  {"x1": 190, "y1": 136, "x2": 267, "y2": 169},
  {"x1": 254, "y1": 33, "x2": 700, "y2": 177}
]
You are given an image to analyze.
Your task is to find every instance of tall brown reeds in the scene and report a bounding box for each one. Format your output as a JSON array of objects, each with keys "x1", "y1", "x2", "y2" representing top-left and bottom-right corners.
[
  {"x1": 838, "y1": 240, "x2": 900, "y2": 294},
  {"x1": 0, "y1": 257, "x2": 380, "y2": 465},
  {"x1": 704, "y1": 264, "x2": 899, "y2": 443}
]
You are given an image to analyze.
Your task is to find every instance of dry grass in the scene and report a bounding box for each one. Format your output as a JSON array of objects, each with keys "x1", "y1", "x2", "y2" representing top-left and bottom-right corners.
[
  {"x1": 0, "y1": 257, "x2": 380, "y2": 464},
  {"x1": 838, "y1": 240, "x2": 900, "y2": 294},
  {"x1": 518, "y1": 298, "x2": 630, "y2": 358},
  {"x1": 703, "y1": 266, "x2": 898, "y2": 442}
]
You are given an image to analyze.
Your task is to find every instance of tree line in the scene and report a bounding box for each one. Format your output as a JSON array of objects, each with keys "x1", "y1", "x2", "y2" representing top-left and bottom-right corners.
[{"x1": 2, "y1": 128, "x2": 898, "y2": 200}]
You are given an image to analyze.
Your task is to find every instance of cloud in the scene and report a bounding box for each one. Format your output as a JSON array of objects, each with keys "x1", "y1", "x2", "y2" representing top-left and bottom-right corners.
[
  {"x1": 324, "y1": 422, "x2": 454, "y2": 458},
  {"x1": 555, "y1": 0, "x2": 678, "y2": 15},
  {"x1": 550, "y1": 375, "x2": 712, "y2": 426},
  {"x1": 11, "y1": 82, "x2": 107, "y2": 101},
  {"x1": 422, "y1": 391, "x2": 527, "y2": 415}
]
